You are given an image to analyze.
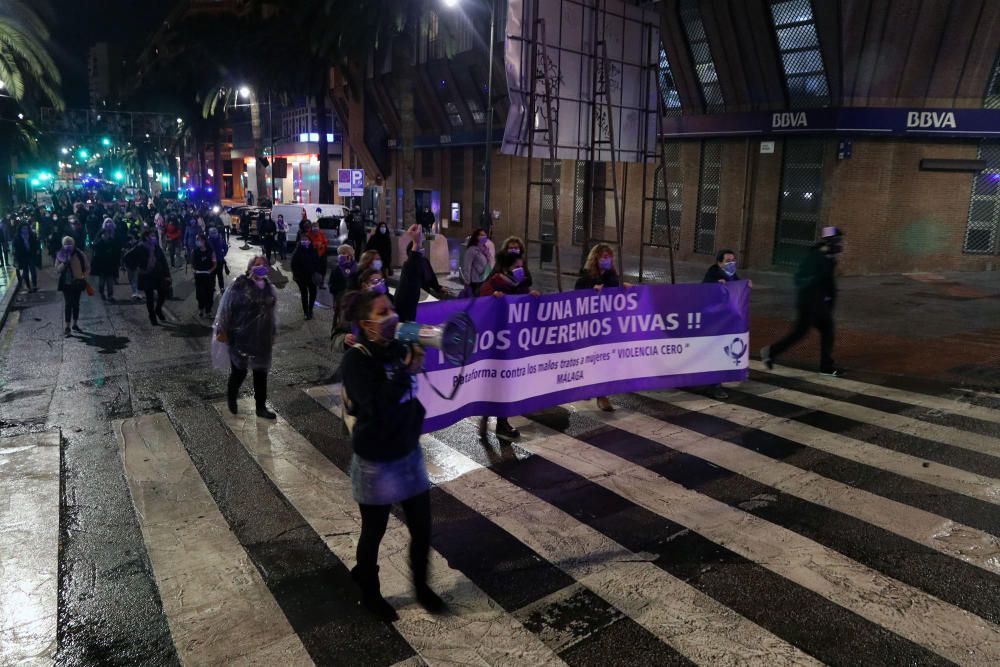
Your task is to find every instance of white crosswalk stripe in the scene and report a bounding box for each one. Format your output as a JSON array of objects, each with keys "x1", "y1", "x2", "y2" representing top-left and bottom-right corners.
[
  {"x1": 566, "y1": 400, "x2": 1000, "y2": 575},
  {"x1": 738, "y1": 379, "x2": 1000, "y2": 459},
  {"x1": 217, "y1": 399, "x2": 565, "y2": 667},
  {"x1": 505, "y1": 415, "x2": 1000, "y2": 666},
  {"x1": 115, "y1": 414, "x2": 313, "y2": 666},
  {"x1": 638, "y1": 389, "x2": 1000, "y2": 505},
  {"x1": 0, "y1": 431, "x2": 60, "y2": 666},
  {"x1": 749, "y1": 361, "x2": 1000, "y2": 425}
]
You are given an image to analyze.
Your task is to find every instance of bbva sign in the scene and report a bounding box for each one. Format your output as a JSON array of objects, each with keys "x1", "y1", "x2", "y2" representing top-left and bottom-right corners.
[
  {"x1": 772, "y1": 112, "x2": 808, "y2": 128},
  {"x1": 906, "y1": 111, "x2": 957, "y2": 129}
]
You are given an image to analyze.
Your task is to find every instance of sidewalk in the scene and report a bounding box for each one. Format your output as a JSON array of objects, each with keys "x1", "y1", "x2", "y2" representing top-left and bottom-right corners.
[
  {"x1": 0, "y1": 265, "x2": 19, "y2": 330},
  {"x1": 440, "y1": 253, "x2": 1000, "y2": 391}
]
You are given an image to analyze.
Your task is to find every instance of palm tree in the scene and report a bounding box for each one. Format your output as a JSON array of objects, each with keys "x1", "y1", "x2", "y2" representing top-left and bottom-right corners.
[{"x1": 0, "y1": 0, "x2": 63, "y2": 211}]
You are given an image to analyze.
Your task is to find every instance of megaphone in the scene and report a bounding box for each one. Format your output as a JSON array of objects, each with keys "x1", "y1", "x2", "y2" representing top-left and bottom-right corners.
[{"x1": 395, "y1": 312, "x2": 476, "y2": 367}]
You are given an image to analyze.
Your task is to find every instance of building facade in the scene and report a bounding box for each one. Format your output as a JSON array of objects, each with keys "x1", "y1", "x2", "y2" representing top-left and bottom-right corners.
[{"x1": 342, "y1": 0, "x2": 1000, "y2": 275}]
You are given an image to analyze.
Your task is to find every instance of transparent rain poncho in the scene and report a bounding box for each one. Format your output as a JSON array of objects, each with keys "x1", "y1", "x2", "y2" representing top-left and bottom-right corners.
[{"x1": 212, "y1": 275, "x2": 278, "y2": 371}]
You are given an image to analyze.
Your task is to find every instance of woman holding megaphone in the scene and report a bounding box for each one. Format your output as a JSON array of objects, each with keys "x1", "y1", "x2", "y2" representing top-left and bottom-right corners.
[{"x1": 341, "y1": 290, "x2": 445, "y2": 621}]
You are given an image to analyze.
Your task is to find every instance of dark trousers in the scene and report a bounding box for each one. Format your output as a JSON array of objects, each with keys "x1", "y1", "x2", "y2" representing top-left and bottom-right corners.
[
  {"x1": 228, "y1": 363, "x2": 268, "y2": 409},
  {"x1": 17, "y1": 264, "x2": 36, "y2": 289},
  {"x1": 194, "y1": 273, "x2": 214, "y2": 312},
  {"x1": 262, "y1": 236, "x2": 274, "y2": 264},
  {"x1": 167, "y1": 241, "x2": 181, "y2": 267},
  {"x1": 295, "y1": 279, "x2": 317, "y2": 317},
  {"x1": 63, "y1": 286, "x2": 83, "y2": 323},
  {"x1": 276, "y1": 233, "x2": 287, "y2": 259},
  {"x1": 145, "y1": 286, "x2": 166, "y2": 321},
  {"x1": 770, "y1": 299, "x2": 835, "y2": 371},
  {"x1": 214, "y1": 262, "x2": 226, "y2": 290},
  {"x1": 98, "y1": 275, "x2": 114, "y2": 299},
  {"x1": 356, "y1": 491, "x2": 431, "y2": 588}
]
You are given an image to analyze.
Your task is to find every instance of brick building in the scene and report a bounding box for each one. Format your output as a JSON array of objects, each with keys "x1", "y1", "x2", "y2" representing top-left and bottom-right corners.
[{"x1": 337, "y1": 0, "x2": 1000, "y2": 276}]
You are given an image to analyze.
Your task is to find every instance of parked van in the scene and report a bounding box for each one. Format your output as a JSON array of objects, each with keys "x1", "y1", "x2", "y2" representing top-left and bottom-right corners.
[{"x1": 270, "y1": 203, "x2": 348, "y2": 226}]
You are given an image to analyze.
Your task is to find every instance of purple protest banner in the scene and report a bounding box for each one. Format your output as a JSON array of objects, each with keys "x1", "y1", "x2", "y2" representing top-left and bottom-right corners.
[{"x1": 413, "y1": 282, "x2": 750, "y2": 433}]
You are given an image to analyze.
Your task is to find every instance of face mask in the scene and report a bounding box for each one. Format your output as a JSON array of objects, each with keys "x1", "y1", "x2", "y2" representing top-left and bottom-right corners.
[
  {"x1": 378, "y1": 226, "x2": 387, "y2": 233},
  {"x1": 369, "y1": 279, "x2": 388, "y2": 295},
  {"x1": 478, "y1": 235, "x2": 488, "y2": 247},
  {"x1": 723, "y1": 261, "x2": 737, "y2": 275},
  {"x1": 372, "y1": 259, "x2": 383, "y2": 270},
  {"x1": 63, "y1": 244, "x2": 74, "y2": 252},
  {"x1": 251, "y1": 265, "x2": 269, "y2": 278},
  {"x1": 338, "y1": 255, "x2": 352, "y2": 267},
  {"x1": 598, "y1": 257, "x2": 613, "y2": 271},
  {"x1": 506, "y1": 247, "x2": 521, "y2": 256},
  {"x1": 197, "y1": 241, "x2": 206, "y2": 249},
  {"x1": 300, "y1": 239, "x2": 311, "y2": 247},
  {"x1": 511, "y1": 266, "x2": 525, "y2": 284},
  {"x1": 368, "y1": 312, "x2": 399, "y2": 341}
]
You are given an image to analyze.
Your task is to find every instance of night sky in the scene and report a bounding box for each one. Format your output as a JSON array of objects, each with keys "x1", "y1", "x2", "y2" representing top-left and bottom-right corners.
[{"x1": 48, "y1": 0, "x2": 176, "y2": 107}]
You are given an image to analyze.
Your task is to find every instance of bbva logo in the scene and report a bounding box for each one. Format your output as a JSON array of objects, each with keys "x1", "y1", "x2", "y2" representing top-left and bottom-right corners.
[
  {"x1": 906, "y1": 111, "x2": 957, "y2": 129},
  {"x1": 772, "y1": 112, "x2": 808, "y2": 128}
]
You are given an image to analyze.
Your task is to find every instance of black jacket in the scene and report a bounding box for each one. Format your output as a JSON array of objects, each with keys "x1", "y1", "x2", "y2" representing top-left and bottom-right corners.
[
  {"x1": 795, "y1": 245, "x2": 837, "y2": 306},
  {"x1": 126, "y1": 244, "x2": 170, "y2": 291},
  {"x1": 12, "y1": 232, "x2": 40, "y2": 267},
  {"x1": 290, "y1": 244, "x2": 322, "y2": 283},
  {"x1": 191, "y1": 246, "x2": 216, "y2": 273},
  {"x1": 702, "y1": 264, "x2": 740, "y2": 283},
  {"x1": 91, "y1": 237, "x2": 121, "y2": 277},
  {"x1": 575, "y1": 269, "x2": 620, "y2": 290},
  {"x1": 342, "y1": 338, "x2": 425, "y2": 462},
  {"x1": 395, "y1": 250, "x2": 442, "y2": 322},
  {"x1": 365, "y1": 230, "x2": 392, "y2": 270}
]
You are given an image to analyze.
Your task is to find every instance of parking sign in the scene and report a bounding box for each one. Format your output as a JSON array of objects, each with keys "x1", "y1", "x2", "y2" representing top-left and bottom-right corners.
[{"x1": 337, "y1": 169, "x2": 365, "y2": 198}]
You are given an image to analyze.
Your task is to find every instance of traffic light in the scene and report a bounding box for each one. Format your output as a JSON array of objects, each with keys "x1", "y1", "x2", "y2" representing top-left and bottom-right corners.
[
  {"x1": 101, "y1": 137, "x2": 111, "y2": 147},
  {"x1": 78, "y1": 148, "x2": 90, "y2": 160},
  {"x1": 113, "y1": 170, "x2": 124, "y2": 182}
]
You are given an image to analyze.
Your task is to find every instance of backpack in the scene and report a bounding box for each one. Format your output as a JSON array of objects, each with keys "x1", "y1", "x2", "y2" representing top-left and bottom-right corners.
[{"x1": 340, "y1": 343, "x2": 371, "y2": 435}]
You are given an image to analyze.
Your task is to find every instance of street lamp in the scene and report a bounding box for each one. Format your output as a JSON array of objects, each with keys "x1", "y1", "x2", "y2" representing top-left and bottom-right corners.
[
  {"x1": 443, "y1": 0, "x2": 497, "y2": 233},
  {"x1": 239, "y1": 86, "x2": 251, "y2": 99}
]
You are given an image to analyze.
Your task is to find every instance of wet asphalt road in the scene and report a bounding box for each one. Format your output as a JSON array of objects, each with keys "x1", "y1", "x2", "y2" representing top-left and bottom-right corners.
[{"x1": 1, "y1": 241, "x2": 999, "y2": 666}]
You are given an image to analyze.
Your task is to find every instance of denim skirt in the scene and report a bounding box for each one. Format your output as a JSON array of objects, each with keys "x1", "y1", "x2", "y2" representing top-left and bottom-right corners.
[{"x1": 350, "y1": 447, "x2": 431, "y2": 505}]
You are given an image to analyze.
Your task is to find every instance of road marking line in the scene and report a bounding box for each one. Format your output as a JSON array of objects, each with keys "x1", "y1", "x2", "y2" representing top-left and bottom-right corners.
[
  {"x1": 116, "y1": 414, "x2": 313, "y2": 666},
  {"x1": 568, "y1": 402, "x2": 1000, "y2": 576},
  {"x1": 220, "y1": 399, "x2": 563, "y2": 667},
  {"x1": 307, "y1": 389, "x2": 818, "y2": 666},
  {"x1": 735, "y1": 379, "x2": 1000, "y2": 459},
  {"x1": 507, "y1": 415, "x2": 1000, "y2": 667},
  {"x1": 749, "y1": 361, "x2": 1000, "y2": 425},
  {"x1": 0, "y1": 431, "x2": 60, "y2": 666},
  {"x1": 639, "y1": 390, "x2": 1000, "y2": 506}
]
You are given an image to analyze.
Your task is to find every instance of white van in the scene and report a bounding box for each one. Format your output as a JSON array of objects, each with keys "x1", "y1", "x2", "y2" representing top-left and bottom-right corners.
[{"x1": 270, "y1": 203, "x2": 348, "y2": 226}]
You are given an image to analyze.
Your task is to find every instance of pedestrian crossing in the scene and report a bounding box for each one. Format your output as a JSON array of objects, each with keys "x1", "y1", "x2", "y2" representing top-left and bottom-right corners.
[{"x1": 11, "y1": 370, "x2": 1000, "y2": 665}]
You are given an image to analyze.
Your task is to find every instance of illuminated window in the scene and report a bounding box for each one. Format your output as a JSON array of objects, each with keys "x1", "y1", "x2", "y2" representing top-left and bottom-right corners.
[
  {"x1": 986, "y1": 50, "x2": 1000, "y2": 109},
  {"x1": 679, "y1": 0, "x2": 724, "y2": 112},
  {"x1": 964, "y1": 141, "x2": 1000, "y2": 254},
  {"x1": 445, "y1": 101, "x2": 464, "y2": 128},
  {"x1": 769, "y1": 0, "x2": 830, "y2": 108},
  {"x1": 466, "y1": 98, "x2": 487, "y2": 124},
  {"x1": 657, "y1": 46, "x2": 682, "y2": 115}
]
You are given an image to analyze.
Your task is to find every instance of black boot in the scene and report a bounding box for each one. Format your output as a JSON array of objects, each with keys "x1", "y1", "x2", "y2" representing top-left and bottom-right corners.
[
  {"x1": 256, "y1": 405, "x2": 276, "y2": 420},
  {"x1": 350, "y1": 565, "x2": 398, "y2": 621},
  {"x1": 496, "y1": 417, "x2": 521, "y2": 440},
  {"x1": 227, "y1": 394, "x2": 238, "y2": 415}
]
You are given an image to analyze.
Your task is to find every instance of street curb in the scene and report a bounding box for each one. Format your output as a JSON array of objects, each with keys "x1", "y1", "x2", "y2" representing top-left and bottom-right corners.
[{"x1": 0, "y1": 267, "x2": 20, "y2": 331}]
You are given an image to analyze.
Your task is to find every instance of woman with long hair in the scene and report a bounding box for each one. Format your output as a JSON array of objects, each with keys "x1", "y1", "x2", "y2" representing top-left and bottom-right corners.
[
  {"x1": 576, "y1": 244, "x2": 631, "y2": 411},
  {"x1": 462, "y1": 228, "x2": 492, "y2": 297}
]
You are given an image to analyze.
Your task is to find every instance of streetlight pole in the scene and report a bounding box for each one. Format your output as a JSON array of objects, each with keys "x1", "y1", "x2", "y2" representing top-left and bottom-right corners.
[{"x1": 482, "y1": 0, "x2": 496, "y2": 235}]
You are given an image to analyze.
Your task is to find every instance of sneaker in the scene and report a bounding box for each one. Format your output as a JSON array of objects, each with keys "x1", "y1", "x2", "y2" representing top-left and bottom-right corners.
[
  {"x1": 227, "y1": 396, "x2": 238, "y2": 415},
  {"x1": 712, "y1": 385, "x2": 729, "y2": 400},
  {"x1": 760, "y1": 346, "x2": 773, "y2": 370},
  {"x1": 820, "y1": 368, "x2": 842, "y2": 377},
  {"x1": 596, "y1": 396, "x2": 614, "y2": 412},
  {"x1": 64, "y1": 326, "x2": 71, "y2": 336}
]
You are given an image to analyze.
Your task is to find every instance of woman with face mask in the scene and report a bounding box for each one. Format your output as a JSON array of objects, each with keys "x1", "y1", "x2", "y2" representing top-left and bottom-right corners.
[
  {"x1": 122, "y1": 227, "x2": 144, "y2": 300},
  {"x1": 214, "y1": 256, "x2": 278, "y2": 419},
  {"x1": 124, "y1": 230, "x2": 171, "y2": 326},
  {"x1": 291, "y1": 234, "x2": 322, "y2": 320},
  {"x1": 341, "y1": 290, "x2": 444, "y2": 621},
  {"x1": 329, "y1": 245, "x2": 357, "y2": 326},
  {"x1": 350, "y1": 250, "x2": 381, "y2": 291},
  {"x1": 365, "y1": 222, "x2": 393, "y2": 277},
  {"x1": 478, "y1": 252, "x2": 539, "y2": 440},
  {"x1": 493, "y1": 236, "x2": 532, "y2": 288},
  {"x1": 576, "y1": 244, "x2": 630, "y2": 412},
  {"x1": 56, "y1": 236, "x2": 89, "y2": 336},
  {"x1": 191, "y1": 233, "x2": 218, "y2": 318},
  {"x1": 461, "y1": 228, "x2": 492, "y2": 297}
]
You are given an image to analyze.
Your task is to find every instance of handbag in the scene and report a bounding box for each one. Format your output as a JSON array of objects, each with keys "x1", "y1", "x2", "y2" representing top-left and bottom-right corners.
[{"x1": 85, "y1": 281, "x2": 95, "y2": 297}]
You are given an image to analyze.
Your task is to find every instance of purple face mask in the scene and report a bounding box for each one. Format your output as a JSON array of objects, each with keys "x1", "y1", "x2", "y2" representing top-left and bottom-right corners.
[
  {"x1": 369, "y1": 279, "x2": 388, "y2": 294},
  {"x1": 511, "y1": 266, "x2": 525, "y2": 284},
  {"x1": 251, "y1": 265, "x2": 269, "y2": 278},
  {"x1": 598, "y1": 257, "x2": 613, "y2": 271}
]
